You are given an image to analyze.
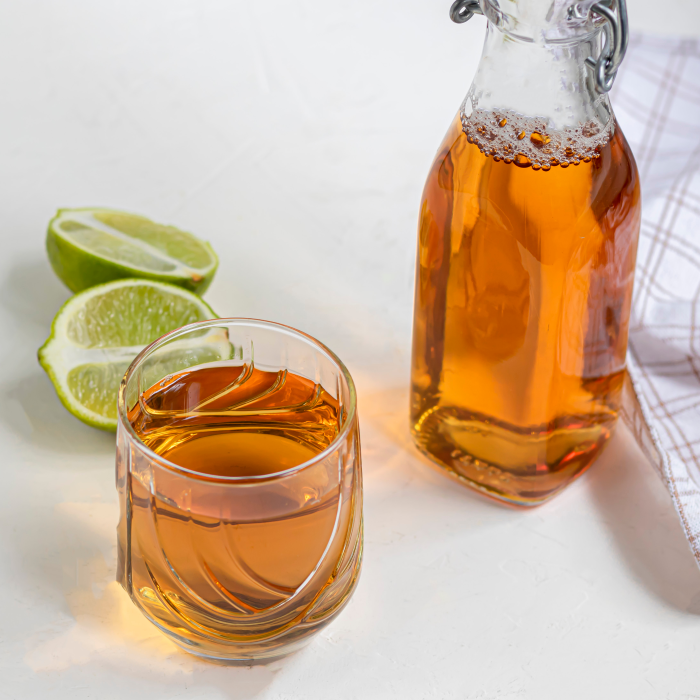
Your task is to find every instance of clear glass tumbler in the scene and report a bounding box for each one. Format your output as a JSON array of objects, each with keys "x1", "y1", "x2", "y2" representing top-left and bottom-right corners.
[{"x1": 115, "y1": 319, "x2": 363, "y2": 662}]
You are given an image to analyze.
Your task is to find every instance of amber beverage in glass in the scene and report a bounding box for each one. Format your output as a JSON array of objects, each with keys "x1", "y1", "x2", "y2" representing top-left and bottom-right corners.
[
  {"x1": 116, "y1": 319, "x2": 362, "y2": 661},
  {"x1": 411, "y1": 0, "x2": 641, "y2": 505}
]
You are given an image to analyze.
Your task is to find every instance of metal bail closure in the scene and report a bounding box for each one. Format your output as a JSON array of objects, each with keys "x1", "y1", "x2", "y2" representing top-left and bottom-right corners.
[
  {"x1": 449, "y1": 0, "x2": 628, "y2": 95},
  {"x1": 449, "y1": 0, "x2": 483, "y2": 24},
  {"x1": 584, "y1": 0, "x2": 629, "y2": 93}
]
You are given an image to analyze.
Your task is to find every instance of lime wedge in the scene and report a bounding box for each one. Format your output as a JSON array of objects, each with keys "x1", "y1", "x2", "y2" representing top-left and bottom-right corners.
[
  {"x1": 46, "y1": 208, "x2": 219, "y2": 294},
  {"x1": 38, "y1": 279, "x2": 227, "y2": 431}
]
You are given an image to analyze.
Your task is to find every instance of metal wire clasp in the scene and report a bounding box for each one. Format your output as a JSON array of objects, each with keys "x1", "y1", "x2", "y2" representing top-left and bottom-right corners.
[
  {"x1": 584, "y1": 0, "x2": 629, "y2": 93},
  {"x1": 449, "y1": 0, "x2": 482, "y2": 24},
  {"x1": 449, "y1": 0, "x2": 629, "y2": 94}
]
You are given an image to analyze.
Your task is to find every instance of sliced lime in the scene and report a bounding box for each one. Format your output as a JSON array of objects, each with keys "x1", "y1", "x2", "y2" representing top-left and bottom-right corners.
[
  {"x1": 46, "y1": 208, "x2": 219, "y2": 294},
  {"x1": 38, "y1": 279, "x2": 228, "y2": 431}
]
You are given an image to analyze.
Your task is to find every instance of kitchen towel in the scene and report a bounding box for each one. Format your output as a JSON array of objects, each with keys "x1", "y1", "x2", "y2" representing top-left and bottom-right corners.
[{"x1": 614, "y1": 34, "x2": 700, "y2": 566}]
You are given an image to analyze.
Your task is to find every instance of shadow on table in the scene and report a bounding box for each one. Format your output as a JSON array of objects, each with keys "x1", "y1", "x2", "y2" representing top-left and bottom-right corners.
[
  {"x1": 587, "y1": 424, "x2": 700, "y2": 613},
  {"x1": 364, "y1": 382, "x2": 700, "y2": 613},
  {"x1": 1, "y1": 255, "x2": 71, "y2": 328},
  {"x1": 0, "y1": 255, "x2": 113, "y2": 455},
  {"x1": 0, "y1": 371, "x2": 115, "y2": 455}
]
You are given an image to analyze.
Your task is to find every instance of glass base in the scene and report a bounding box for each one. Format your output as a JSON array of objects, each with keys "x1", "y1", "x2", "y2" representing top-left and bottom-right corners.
[
  {"x1": 120, "y1": 525, "x2": 363, "y2": 663},
  {"x1": 126, "y1": 582, "x2": 356, "y2": 664},
  {"x1": 165, "y1": 625, "x2": 317, "y2": 665}
]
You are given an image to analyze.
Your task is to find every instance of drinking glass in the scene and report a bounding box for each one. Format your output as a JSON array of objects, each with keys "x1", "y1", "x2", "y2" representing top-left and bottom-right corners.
[{"x1": 115, "y1": 319, "x2": 363, "y2": 662}]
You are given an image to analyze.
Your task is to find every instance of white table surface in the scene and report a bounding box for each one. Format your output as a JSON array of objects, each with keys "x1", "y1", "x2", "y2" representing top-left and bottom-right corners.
[{"x1": 1, "y1": 1, "x2": 699, "y2": 698}]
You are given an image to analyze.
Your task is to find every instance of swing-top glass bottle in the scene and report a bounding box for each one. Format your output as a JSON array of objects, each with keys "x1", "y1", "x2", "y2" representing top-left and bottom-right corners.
[{"x1": 410, "y1": 0, "x2": 641, "y2": 505}]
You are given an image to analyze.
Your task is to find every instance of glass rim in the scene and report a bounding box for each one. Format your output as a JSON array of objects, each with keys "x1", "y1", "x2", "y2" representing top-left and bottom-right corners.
[{"x1": 117, "y1": 317, "x2": 358, "y2": 484}]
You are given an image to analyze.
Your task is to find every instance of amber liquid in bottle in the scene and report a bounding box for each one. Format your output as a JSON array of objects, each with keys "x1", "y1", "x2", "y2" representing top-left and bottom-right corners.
[
  {"x1": 123, "y1": 364, "x2": 349, "y2": 616},
  {"x1": 411, "y1": 109, "x2": 641, "y2": 504}
]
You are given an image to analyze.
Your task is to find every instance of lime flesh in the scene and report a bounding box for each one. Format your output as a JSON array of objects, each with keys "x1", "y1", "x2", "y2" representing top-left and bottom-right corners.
[
  {"x1": 47, "y1": 208, "x2": 219, "y2": 294},
  {"x1": 38, "y1": 279, "x2": 226, "y2": 431}
]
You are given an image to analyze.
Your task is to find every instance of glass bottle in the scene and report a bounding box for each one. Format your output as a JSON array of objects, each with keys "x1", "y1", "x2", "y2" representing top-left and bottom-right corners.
[{"x1": 410, "y1": 0, "x2": 641, "y2": 505}]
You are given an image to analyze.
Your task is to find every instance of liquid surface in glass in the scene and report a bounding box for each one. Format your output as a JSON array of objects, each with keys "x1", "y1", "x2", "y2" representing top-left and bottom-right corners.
[
  {"x1": 411, "y1": 109, "x2": 641, "y2": 505},
  {"x1": 131, "y1": 363, "x2": 341, "y2": 477}
]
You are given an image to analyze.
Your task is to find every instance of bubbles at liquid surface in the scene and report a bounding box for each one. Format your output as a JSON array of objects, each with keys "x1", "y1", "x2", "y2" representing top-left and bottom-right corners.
[{"x1": 461, "y1": 107, "x2": 613, "y2": 169}]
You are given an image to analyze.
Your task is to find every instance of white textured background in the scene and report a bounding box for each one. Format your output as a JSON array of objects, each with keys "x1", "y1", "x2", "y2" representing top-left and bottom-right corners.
[{"x1": 1, "y1": 1, "x2": 699, "y2": 698}]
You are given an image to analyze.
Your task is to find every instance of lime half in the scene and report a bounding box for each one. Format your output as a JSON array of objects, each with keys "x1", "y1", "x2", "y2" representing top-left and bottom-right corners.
[
  {"x1": 47, "y1": 208, "x2": 219, "y2": 294},
  {"x1": 38, "y1": 279, "x2": 226, "y2": 431}
]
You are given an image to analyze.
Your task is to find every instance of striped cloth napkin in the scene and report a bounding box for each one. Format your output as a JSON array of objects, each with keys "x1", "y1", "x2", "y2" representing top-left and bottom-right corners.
[{"x1": 614, "y1": 35, "x2": 700, "y2": 566}]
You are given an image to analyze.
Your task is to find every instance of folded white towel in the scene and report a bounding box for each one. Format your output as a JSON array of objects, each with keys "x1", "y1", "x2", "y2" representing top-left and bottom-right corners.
[{"x1": 615, "y1": 35, "x2": 700, "y2": 566}]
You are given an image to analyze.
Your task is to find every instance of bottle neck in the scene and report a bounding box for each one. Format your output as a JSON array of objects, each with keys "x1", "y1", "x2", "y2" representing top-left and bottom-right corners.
[{"x1": 464, "y1": 21, "x2": 612, "y2": 132}]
